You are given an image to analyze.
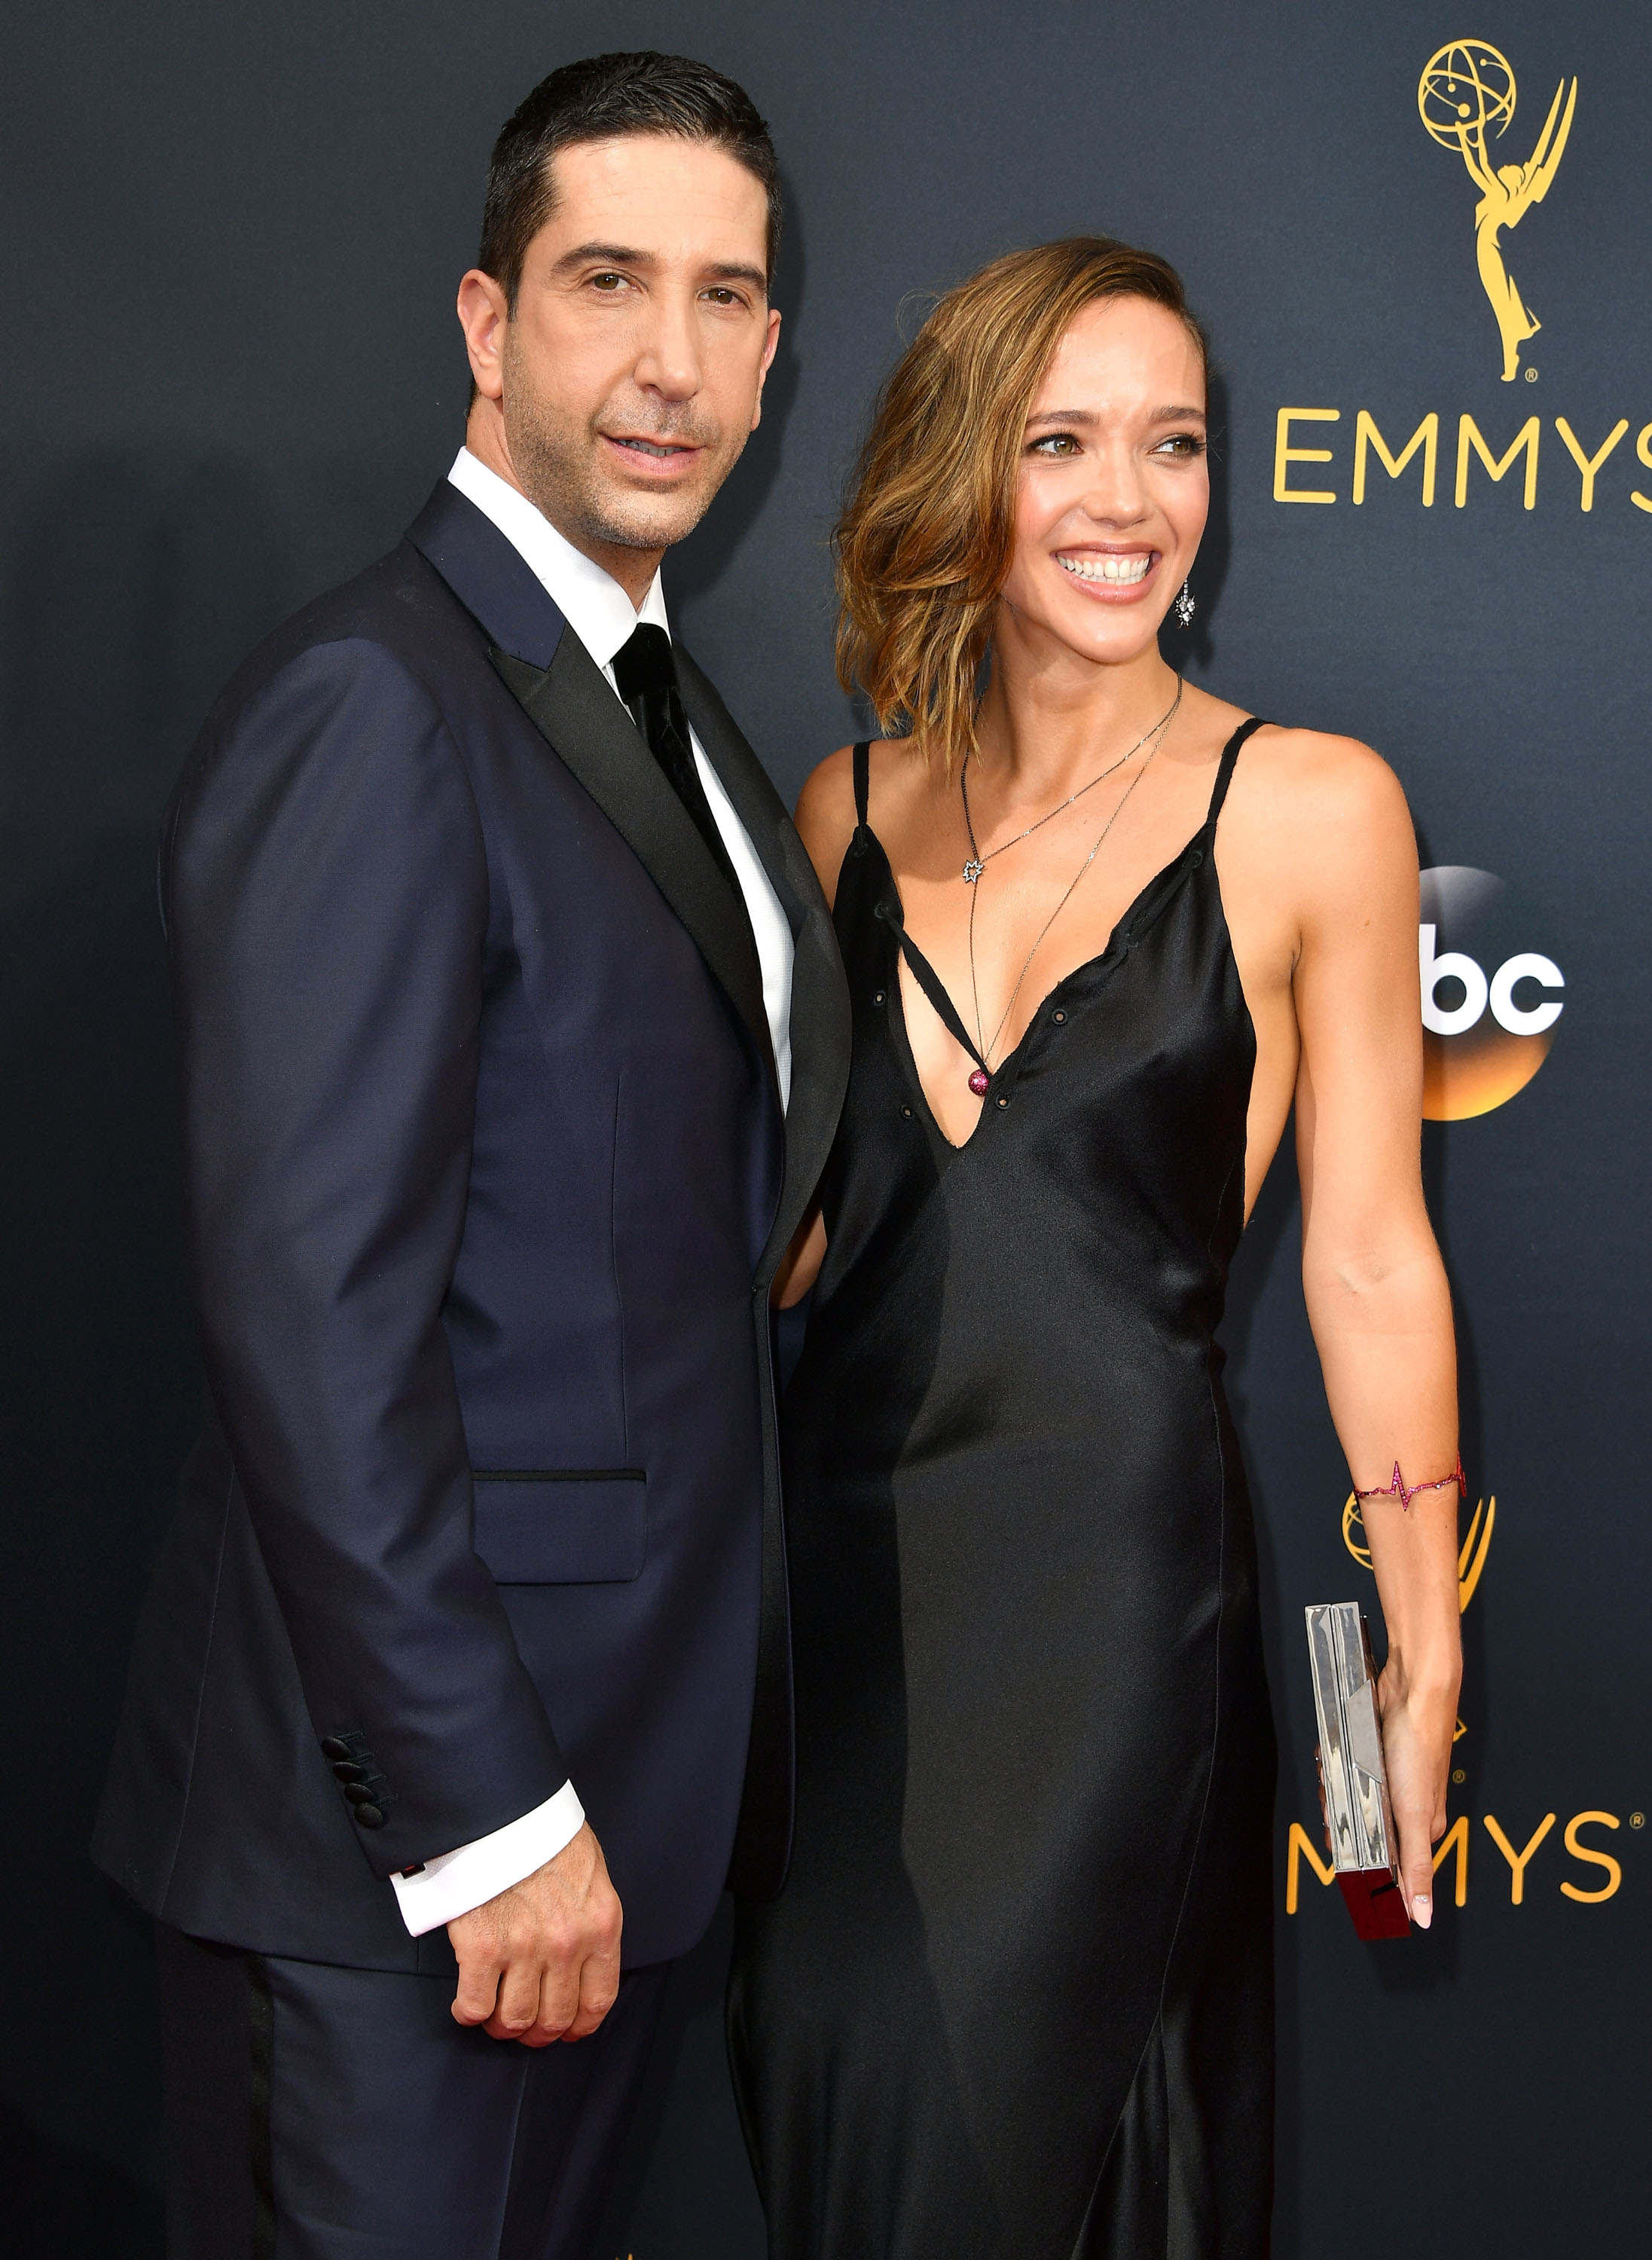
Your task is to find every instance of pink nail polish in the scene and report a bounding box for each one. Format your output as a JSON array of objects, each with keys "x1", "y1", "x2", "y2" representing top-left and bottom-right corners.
[{"x1": 1412, "y1": 1895, "x2": 1433, "y2": 1930}]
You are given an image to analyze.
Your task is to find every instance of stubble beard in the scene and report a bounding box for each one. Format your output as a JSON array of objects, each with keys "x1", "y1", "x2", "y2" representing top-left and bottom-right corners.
[{"x1": 501, "y1": 333, "x2": 742, "y2": 560}]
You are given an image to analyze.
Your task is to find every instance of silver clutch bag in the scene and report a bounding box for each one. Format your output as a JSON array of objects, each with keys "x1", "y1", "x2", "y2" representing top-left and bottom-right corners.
[{"x1": 1303, "y1": 1602, "x2": 1411, "y2": 1939}]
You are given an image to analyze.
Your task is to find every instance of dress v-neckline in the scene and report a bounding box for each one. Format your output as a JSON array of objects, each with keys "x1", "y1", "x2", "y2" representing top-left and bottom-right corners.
[
  {"x1": 873, "y1": 831, "x2": 1187, "y2": 1152},
  {"x1": 853, "y1": 717, "x2": 1263, "y2": 1153}
]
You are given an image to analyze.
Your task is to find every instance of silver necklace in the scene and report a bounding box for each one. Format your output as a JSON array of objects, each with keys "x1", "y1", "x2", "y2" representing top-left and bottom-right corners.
[
  {"x1": 963, "y1": 678, "x2": 1183, "y2": 1080},
  {"x1": 959, "y1": 680, "x2": 1183, "y2": 885}
]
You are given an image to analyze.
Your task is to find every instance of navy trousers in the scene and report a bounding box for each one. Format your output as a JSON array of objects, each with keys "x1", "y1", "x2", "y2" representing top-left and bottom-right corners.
[{"x1": 155, "y1": 1923, "x2": 668, "y2": 2259}]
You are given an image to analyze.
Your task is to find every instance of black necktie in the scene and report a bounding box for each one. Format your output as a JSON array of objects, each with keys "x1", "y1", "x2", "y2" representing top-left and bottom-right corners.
[{"x1": 611, "y1": 625, "x2": 745, "y2": 905}]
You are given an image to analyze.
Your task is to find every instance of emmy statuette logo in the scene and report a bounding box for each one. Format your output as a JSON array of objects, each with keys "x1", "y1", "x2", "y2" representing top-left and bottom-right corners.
[
  {"x1": 1418, "y1": 39, "x2": 1577, "y2": 383},
  {"x1": 1275, "y1": 41, "x2": 1648, "y2": 521}
]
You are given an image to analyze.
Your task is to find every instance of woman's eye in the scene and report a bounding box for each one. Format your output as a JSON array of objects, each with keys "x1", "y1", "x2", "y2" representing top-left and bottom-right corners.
[
  {"x1": 1153, "y1": 433, "x2": 1206, "y2": 459},
  {"x1": 1029, "y1": 433, "x2": 1081, "y2": 457}
]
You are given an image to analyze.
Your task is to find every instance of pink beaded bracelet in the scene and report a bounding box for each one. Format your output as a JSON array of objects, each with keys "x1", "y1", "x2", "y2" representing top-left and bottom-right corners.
[{"x1": 1353, "y1": 1455, "x2": 1467, "y2": 1510}]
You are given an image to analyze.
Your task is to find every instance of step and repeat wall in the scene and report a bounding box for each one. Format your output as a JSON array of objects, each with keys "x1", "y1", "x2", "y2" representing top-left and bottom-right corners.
[{"x1": 2, "y1": 3, "x2": 1643, "y2": 2254}]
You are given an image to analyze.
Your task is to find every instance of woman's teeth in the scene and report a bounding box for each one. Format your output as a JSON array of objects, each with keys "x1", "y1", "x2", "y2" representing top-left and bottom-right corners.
[{"x1": 1058, "y1": 552, "x2": 1153, "y2": 585}]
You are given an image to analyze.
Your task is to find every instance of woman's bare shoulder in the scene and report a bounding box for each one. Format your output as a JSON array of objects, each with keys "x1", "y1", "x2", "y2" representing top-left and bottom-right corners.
[
  {"x1": 795, "y1": 736, "x2": 925, "y2": 906},
  {"x1": 1227, "y1": 717, "x2": 1411, "y2": 842},
  {"x1": 1223, "y1": 720, "x2": 1417, "y2": 937}
]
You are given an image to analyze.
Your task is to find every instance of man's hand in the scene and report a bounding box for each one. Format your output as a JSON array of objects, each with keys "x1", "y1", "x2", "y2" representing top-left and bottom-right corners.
[{"x1": 447, "y1": 1822, "x2": 621, "y2": 2046}]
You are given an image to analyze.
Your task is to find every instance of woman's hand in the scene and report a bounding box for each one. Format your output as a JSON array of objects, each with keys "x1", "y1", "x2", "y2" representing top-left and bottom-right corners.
[{"x1": 1376, "y1": 1655, "x2": 1460, "y2": 1929}]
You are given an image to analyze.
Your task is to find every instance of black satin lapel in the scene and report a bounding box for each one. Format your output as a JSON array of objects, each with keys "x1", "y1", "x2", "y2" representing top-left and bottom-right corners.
[
  {"x1": 673, "y1": 646, "x2": 853, "y2": 1278},
  {"x1": 491, "y1": 637, "x2": 771, "y2": 1072}
]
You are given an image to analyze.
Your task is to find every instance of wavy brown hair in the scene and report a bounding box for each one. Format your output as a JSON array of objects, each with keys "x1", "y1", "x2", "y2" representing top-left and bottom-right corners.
[{"x1": 835, "y1": 237, "x2": 1207, "y2": 774}]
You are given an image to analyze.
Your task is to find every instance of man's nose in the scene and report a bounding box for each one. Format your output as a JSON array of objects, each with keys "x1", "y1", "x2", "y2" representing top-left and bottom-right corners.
[{"x1": 633, "y1": 286, "x2": 703, "y2": 400}]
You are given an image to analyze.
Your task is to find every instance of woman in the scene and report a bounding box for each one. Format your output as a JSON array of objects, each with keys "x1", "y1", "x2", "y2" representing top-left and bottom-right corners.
[{"x1": 729, "y1": 239, "x2": 1462, "y2": 2257}]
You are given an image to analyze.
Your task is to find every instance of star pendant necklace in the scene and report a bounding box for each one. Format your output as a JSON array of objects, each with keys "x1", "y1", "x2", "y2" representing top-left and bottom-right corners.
[{"x1": 959, "y1": 676, "x2": 1183, "y2": 1095}]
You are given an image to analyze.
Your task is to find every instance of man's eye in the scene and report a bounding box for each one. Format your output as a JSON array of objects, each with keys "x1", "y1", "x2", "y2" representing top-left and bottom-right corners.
[
  {"x1": 702, "y1": 287, "x2": 741, "y2": 307},
  {"x1": 590, "y1": 273, "x2": 629, "y2": 292}
]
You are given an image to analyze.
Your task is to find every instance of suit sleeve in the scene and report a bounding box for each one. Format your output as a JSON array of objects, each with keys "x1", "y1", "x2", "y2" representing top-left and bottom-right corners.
[{"x1": 166, "y1": 636, "x2": 568, "y2": 1876}]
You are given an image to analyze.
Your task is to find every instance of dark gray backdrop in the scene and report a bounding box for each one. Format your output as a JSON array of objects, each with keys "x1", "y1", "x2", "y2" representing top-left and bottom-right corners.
[{"x1": 3, "y1": 3, "x2": 1645, "y2": 2253}]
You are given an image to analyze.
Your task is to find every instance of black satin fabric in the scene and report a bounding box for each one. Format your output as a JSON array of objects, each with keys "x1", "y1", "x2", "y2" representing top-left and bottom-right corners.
[{"x1": 730, "y1": 721, "x2": 1277, "y2": 2258}]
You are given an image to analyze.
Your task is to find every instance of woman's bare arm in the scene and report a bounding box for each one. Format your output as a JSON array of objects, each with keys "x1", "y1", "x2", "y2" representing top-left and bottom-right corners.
[{"x1": 1290, "y1": 741, "x2": 1461, "y2": 1929}]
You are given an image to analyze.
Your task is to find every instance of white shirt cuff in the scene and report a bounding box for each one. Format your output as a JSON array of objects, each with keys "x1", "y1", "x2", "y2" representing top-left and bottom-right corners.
[{"x1": 389, "y1": 1780, "x2": 586, "y2": 1937}]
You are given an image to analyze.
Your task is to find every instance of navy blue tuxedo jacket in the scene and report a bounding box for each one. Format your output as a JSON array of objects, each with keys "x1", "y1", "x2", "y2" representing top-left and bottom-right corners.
[{"x1": 93, "y1": 482, "x2": 850, "y2": 1971}]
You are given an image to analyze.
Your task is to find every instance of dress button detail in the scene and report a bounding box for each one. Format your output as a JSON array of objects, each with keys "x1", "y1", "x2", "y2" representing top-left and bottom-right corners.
[
  {"x1": 996, "y1": 1095, "x2": 1009, "y2": 1109},
  {"x1": 900, "y1": 1104, "x2": 915, "y2": 1119},
  {"x1": 353, "y1": 1804, "x2": 386, "y2": 1830},
  {"x1": 1052, "y1": 1009, "x2": 1067, "y2": 1025},
  {"x1": 872, "y1": 991, "x2": 886, "y2": 1006}
]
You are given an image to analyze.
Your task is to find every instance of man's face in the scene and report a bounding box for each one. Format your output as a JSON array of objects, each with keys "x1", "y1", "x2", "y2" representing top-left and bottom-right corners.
[{"x1": 461, "y1": 133, "x2": 780, "y2": 570}]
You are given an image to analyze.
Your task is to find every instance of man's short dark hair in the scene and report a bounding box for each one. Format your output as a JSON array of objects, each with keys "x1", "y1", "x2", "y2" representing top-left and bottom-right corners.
[{"x1": 478, "y1": 51, "x2": 782, "y2": 309}]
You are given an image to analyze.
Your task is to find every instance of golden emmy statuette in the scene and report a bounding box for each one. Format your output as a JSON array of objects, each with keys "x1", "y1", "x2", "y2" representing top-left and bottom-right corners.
[{"x1": 1418, "y1": 38, "x2": 1577, "y2": 381}]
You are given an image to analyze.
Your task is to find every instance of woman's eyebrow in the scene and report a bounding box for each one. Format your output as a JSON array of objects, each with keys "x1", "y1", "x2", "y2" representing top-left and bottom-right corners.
[{"x1": 1024, "y1": 404, "x2": 1207, "y2": 428}]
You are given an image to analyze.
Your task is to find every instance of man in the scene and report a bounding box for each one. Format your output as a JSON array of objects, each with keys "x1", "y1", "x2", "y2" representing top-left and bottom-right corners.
[{"x1": 94, "y1": 51, "x2": 847, "y2": 2258}]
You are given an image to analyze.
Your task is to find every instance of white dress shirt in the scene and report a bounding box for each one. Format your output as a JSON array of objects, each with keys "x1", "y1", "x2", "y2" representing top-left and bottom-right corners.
[{"x1": 391, "y1": 449, "x2": 795, "y2": 1938}]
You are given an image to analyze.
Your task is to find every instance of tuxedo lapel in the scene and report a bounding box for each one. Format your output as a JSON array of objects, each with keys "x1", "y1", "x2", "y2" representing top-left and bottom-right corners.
[
  {"x1": 673, "y1": 646, "x2": 852, "y2": 1281},
  {"x1": 491, "y1": 637, "x2": 774, "y2": 1082},
  {"x1": 408, "y1": 482, "x2": 565, "y2": 667}
]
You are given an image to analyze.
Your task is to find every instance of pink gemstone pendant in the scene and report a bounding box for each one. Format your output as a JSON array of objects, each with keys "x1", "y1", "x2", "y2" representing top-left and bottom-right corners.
[{"x1": 968, "y1": 1068, "x2": 991, "y2": 1097}]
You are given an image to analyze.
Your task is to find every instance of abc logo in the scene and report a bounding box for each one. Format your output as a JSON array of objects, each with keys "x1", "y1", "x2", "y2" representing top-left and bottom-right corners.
[{"x1": 1420, "y1": 867, "x2": 1564, "y2": 1121}]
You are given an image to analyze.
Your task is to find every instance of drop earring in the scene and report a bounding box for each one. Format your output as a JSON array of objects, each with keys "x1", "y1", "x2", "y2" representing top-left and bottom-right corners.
[{"x1": 1173, "y1": 580, "x2": 1195, "y2": 628}]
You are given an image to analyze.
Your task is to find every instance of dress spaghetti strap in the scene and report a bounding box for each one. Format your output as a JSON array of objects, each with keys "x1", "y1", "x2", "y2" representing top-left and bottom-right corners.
[
  {"x1": 852, "y1": 741, "x2": 872, "y2": 832},
  {"x1": 1205, "y1": 716, "x2": 1266, "y2": 829},
  {"x1": 873, "y1": 902, "x2": 990, "y2": 1075}
]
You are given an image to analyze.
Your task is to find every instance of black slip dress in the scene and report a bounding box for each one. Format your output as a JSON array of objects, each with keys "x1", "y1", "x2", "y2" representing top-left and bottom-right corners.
[{"x1": 728, "y1": 718, "x2": 1277, "y2": 2259}]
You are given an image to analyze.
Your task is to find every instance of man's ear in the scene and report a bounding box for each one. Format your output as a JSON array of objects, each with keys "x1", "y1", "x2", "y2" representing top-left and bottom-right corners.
[
  {"x1": 457, "y1": 270, "x2": 510, "y2": 402},
  {"x1": 751, "y1": 308, "x2": 782, "y2": 431}
]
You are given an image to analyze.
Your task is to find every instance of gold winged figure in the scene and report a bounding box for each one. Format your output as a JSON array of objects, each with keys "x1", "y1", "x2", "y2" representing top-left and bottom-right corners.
[{"x1": 1418, "y1": 41, "x2": 1577, "y2": 381}]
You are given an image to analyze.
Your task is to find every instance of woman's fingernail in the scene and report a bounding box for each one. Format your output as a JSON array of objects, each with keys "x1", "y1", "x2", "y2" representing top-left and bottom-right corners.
[{"x1": 1412, "y1": 1894, "x2": 1433, "y2": 1930}]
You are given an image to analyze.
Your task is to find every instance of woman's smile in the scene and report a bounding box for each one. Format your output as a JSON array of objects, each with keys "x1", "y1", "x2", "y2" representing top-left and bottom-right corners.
[{"x1": 1055, "y1": 546, "x2": 1157, "y2": 591}]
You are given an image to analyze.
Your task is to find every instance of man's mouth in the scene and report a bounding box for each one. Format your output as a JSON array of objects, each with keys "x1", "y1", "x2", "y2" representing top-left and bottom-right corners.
[
  {"x1": 1056, "y1": 551, "x2": 1155, "y2": 586},
  {"x1": 606, "y1": 435, "x2": 698, "y2": 462}
]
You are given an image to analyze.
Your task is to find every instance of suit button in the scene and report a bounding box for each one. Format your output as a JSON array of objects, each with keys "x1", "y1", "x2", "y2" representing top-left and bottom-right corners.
[
  {"x1": 344, "y1": 1782, "x2": 377, "y2": 1805},
  {"x1": 353, "y1": 1804, "x2": 386, "y2": 1829},
  {"x1": 320, "y1": 1736, "x2": 353, "y2": 1762},
  {"x1": 332, "y1": 1763, "x2": 368, "y2": 1784}
]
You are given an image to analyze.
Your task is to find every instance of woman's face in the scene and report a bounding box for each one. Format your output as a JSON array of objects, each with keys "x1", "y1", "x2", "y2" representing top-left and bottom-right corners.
[{"x1": 997, "y1": 296, "x2": 1208, "y2": 668}]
